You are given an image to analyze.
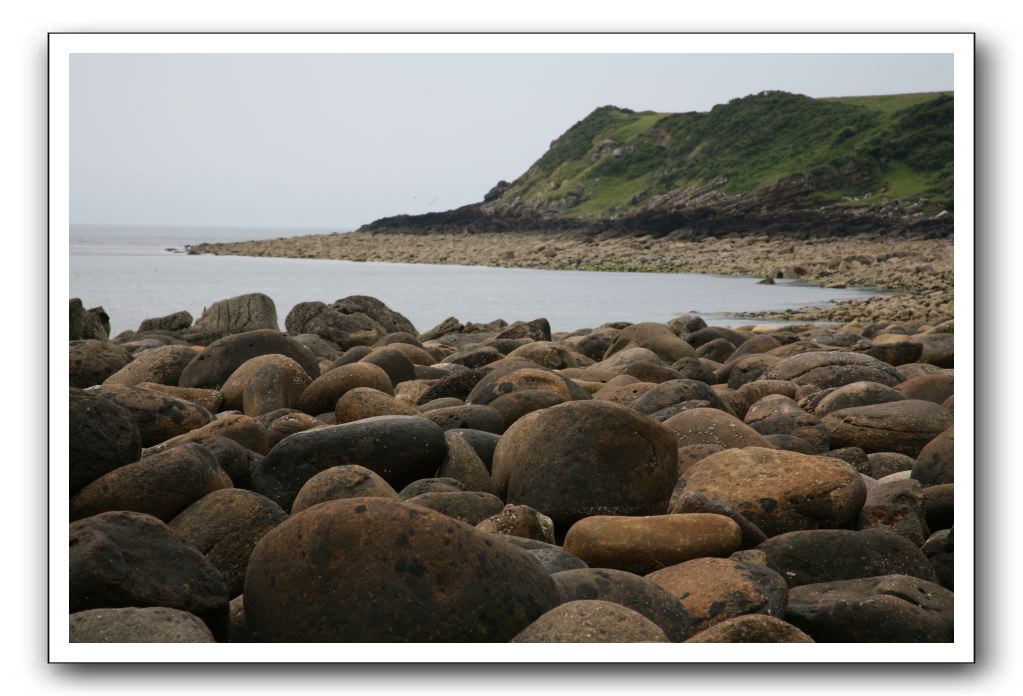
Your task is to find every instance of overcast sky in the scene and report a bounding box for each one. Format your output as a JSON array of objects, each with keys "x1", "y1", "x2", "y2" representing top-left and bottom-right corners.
[{"x1": 70, "y1": 53, "x2": 952, "y2": 230}]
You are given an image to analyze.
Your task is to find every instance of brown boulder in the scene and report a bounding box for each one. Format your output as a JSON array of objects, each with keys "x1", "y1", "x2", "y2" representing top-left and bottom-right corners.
[
  {"x1": 294, "y1": 362, "x2": 393, "y2": 415},
  {"x1": 912, "y1": 427, "x2": 954, "y2": 485},
  {"x1": 243, "y1": 498, "x2": 558, "y2": 641},
  {"x1": 679, "y1": 447, "x2": 866, "y2": 537},
  {"x1": 70, "y1": 339, "x2": 133, "y2": 388},
  {"x1": 70, "y1": 607, "x2": 216, "y2": 643},
  {"x1": 511, "y1": 600, "x2": 669, "y2": 642},
  {"x1": 646, "y1": 557, "x2": 788, "y2": 633},
  {"x1": 492, "y1": 400, "x2": 678, "y2": 529},
  {"x1": 824, "y1": 400, "x2": 952, "y2": 457},
  {"x1": 476, "y1": 504, "x2": 555, "y2": 543},
  {"x1": 87, "y1": 384, "x2": 213, "y2": 447},
  {"x1": 70, "y1": 388, "x2": 142, "y2": 494},
  {"x1": 685, "y1": 614, "x2": 813, "y2": 643},
  {"x1": 70, "y1": 511, "x2": 230, "y2": 640},
  {"x1": 785, "y1": 575, "x2": 953, "y2": 642},
  {"x1": 662, "y1": 408, "x2": 772, "y2": 449},
  {"x1": 178, "y1": 330, "x2": 319, "y2": 390},
  {"x1": 169, "y1": 488, "x2": 288, "y2": 597},
  {"x1": 71, "y1": 443, "x2": 233, "y2": 522},
  {"x1": 220, "y1": 354, "x2": 311, "y2": 411},
  {"x1": 334, "y1": 386, "x2": 418, "y2": 424},
  {"x1": 103, "y1": 345, "x2": 198, "y2": 386},
  {"x1": 563, "y1": 514, "x2": 742, "y2": 575}
]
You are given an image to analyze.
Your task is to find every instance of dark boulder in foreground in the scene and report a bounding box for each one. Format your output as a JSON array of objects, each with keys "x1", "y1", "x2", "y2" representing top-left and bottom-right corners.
[
  {"x1": 250, "y1": 416, "x2": 448, "y2": 509},
  {"x1": 243, "y1": 498, "x2": 558, "y2": 641},
  {"x1": 69, "y1": 339, "x2": 133, "y2": 388},
  {"x1": 70, "y1": 388, "x2": 142, "y2": 494},
  {"x1": 70, "y1": 607, "x2": 216, "y2": 643},
  {"x1": 169, "y1": 489, "x2": 289, "y2": 598},
  {"x1": 511, "y1": 600, "x2": 669, "y2": 642},
  {"x1": 87, "y1": 384, "x2": 213, "y2": 447},
  {"x1": 785, "y1": 574, "x2": 954, "y2": 642},
  {"x1": 71, "y1": 443, "x2": 233, "y2": 522},
  {"x1": 492, "y1": 400, "x2": 677, "y2": 529},
  {"x1": 685, "y1": 614, "x2": 814, "y2": 643},
  {"x1": 552, "y1": 567, "x2": 698, "y2": 642},
  {"x1": 70, "y1": 511, "x2": 230, "y2": 640},
  {"x1": 757, "y1": 528, "x2": 937, "y2": 587}
]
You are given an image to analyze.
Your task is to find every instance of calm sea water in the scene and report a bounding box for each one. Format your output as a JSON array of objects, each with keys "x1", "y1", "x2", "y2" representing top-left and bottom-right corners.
[{"x1": 70, "y1": 225, "x2": 885, "y2": 336}]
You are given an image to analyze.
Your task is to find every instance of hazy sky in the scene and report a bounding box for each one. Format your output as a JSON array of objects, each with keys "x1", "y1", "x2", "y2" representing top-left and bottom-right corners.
[{"x1": 70, "y1": 53, "x2": 952, "y2": 230}]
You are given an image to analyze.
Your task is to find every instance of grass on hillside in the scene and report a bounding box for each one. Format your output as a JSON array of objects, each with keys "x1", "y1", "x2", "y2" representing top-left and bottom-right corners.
[{"x1": 499, "y1": 90, "x2": 953, "y2": 218}]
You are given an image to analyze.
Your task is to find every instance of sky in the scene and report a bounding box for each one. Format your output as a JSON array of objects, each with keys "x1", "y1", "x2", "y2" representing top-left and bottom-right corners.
[{"x1": 70, "y1": 53, "x2": 953, "y2": 230}]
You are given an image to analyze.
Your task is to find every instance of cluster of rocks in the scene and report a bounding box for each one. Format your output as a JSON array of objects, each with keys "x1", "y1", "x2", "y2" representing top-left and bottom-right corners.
[
  {"x1": 68, "y1": 293, "x2": 954, "y2": 643},
  {"x1": 187, "y1": 231, "x2": 952, "y2": 324}
]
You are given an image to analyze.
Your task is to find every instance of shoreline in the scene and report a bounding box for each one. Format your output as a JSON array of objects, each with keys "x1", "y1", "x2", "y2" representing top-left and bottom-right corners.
[{"x1": 187, "y1": 230, "x2": 953, "y2": 324}]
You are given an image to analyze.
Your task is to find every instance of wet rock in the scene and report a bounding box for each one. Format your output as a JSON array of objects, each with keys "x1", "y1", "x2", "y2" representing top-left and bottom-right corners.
[
  {"x1": 360, "y1": 346, "x2": 417, "y2": 385},
  {"x1": 421, "y1": 404, "x2": 505, "y2": 434},
  {"x1": 812, "y1": 381, "x2": 905, "y2": 417},
  {"x1": 334, "y1": 386, "x2": 418, "y2": 423},
  {"x1": 758, "y1": 527, "x2": 936, "y2": 588},
  {"x1": 70, "y1": 511, "x2": 230, "y2": 640},
  {"x1": 667, "y1": 492, "x2": 768, "y2": 549},
  {"x1": 679, "y1": 447, "x2": 866, "y2": 537},
  {"x1": 552, "y1": 567, "x2": 697, "y2": 642},
  {"x1": 476, "y1": 504, "x2": 555, "y2": 543},
  {"x1": 663, "y1": 408, "x2": 772, "y2": 449},
  {"x1": 261, "y1": 410, "x2": 323, "y2": 449},
  {"x1": 488, "y1": 389, "x2": 565, "y2": 427},
  {"x1": 646, "y1": 557, "x2": 788, "y2": 633},
  {"x1": 195, "y1": 293, "x2": 278, "y2": 334},
  {"x1": 761, "y1": 351, "x2": 903, "y2": 389},
  {"x1": 178, "y1": 330, "x2": 319, "y2": 390},
  {"x1": 243, "y1": 498, "x2": 557, "y2": 641},
  {"x1": 70, "y1": 388, "x2": 142, "y2": 494},
  {"x1": 922, "y1": 528, "x2": 954, "y2": 590},
  {"x1": 563, "y1": 513, "x2": 741, "y2": 575},
  {"x1": 70, "y1": 607, "x2": 215, "y2": 643},
  {"x1": 436, "y1": 431, "x2": 497, "y2": 494},
  {"x1": 446, "y1": 428, "x2": 501, "y2": 471},
  {"x1": 407, "y1": 490, "x2": 504, "y2": 525},
  {"x1": 251, "y1": 415, "x2": 447, "y2": 509},
  {"x1": 857, "y1": 479, "x2": 929, "y2": 545},
  {"x1": 294, "y1": 363, "x2": 394, "y2": 415},
  {"x1": 896, "y1": 372, "x2": 954, "y2": 404},
  {"x1": 685, "y1": 614, "x2": 814, "y2": 643},
  {"x1": 867, "y1": 451, "x2": 916, "y2": 479},
  {"x1": 137, "y1": 383, "x2": 223, "y2": 413},
  {"x1": 169, "y1": 489, "x2": 288, "y2": 597},
  {"x1": 912, "y1": 427, "x2": 954, "y2": 485},
  {"x1": 511, "y1": 600, "x2": 669, "y2": 643},
  {"x1": 923, "y1": 483, "x2": 954, "y2": 531},
  {"x1": 70, "y1": 298, "x2": 110, "y2": 340},
  {"x1": 71, "y1": 443, "x2": 233, "y2": 522},
  {"x1": 495, "y1": 318, "x2": 551, "y2": 342},
  {"x1": 493, "y1": 400, "x2": 677, "y2": 529},
  {"x1": 785, "y1": 574, "x2": 953, "y2": 642},
  {"x1": 824, "y1": 400, "x2": 952, "y2": 456},
  {"x1": 87, "y1": 384, "x2": 213, "y2": 447},
  {"x1": 144, "y1": 413, "x2": 268, "y2": 455},
  {"x1": 292, "y1": 464, "x2": 399, "y2": 513},
  {"x1": 631, "y1": 379, "x2": 731, "y2": 416},
  {"x1": 220, "y1": 354, "x2": 312, "y2": 411},
  {"x1": 70, "y1": 339, "x2": 133, "y2": 388},
  {"x1": 195, "y1": 436, "x2": 262, "y2": 489},
  {"x1": 103, "y1": 345, "x2": 199, "y2": 386}
]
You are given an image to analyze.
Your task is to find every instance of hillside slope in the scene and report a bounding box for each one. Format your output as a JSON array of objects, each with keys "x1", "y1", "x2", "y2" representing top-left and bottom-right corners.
[{"x1": 360, "y1": 90, "x2": 953, "y2": 238}]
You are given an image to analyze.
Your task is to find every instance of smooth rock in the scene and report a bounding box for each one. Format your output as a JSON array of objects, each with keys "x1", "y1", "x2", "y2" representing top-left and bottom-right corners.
[
  {"x1": 70, "y1": 607, "x2": 216, "y2": 643},
  {"x1": 511, "y1": 600, "x2": 669, "y2": 643}
]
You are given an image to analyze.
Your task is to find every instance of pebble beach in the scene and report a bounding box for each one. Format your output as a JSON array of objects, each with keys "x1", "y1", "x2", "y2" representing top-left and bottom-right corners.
[{"x1": 68, "y1": 290, "x2": 955, "y2": 643}]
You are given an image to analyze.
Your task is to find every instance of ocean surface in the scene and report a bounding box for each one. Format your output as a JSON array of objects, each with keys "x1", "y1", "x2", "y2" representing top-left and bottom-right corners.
[{"x1": 69, "y1": 224, "x2": 886, "y2": 336}]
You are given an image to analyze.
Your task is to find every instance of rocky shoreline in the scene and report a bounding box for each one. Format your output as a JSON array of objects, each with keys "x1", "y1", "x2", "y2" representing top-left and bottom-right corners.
[
  {"x1": 187, "y1": 231, "x2": 953, "y2": 324},
  {"x1": 69, "y1": 292, "x2": 954, "y2": 644}
]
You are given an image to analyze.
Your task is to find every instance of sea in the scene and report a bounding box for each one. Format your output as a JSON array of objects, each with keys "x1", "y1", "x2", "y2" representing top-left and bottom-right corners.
[{"x1": 69, "y1": 224, "x2": 886, "y2": 337}]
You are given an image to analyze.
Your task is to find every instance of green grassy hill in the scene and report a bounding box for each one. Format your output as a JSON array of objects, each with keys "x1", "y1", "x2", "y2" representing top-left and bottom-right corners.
[{"x1": 494, "y1": 90, "x2": 953, "y2": 217}]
